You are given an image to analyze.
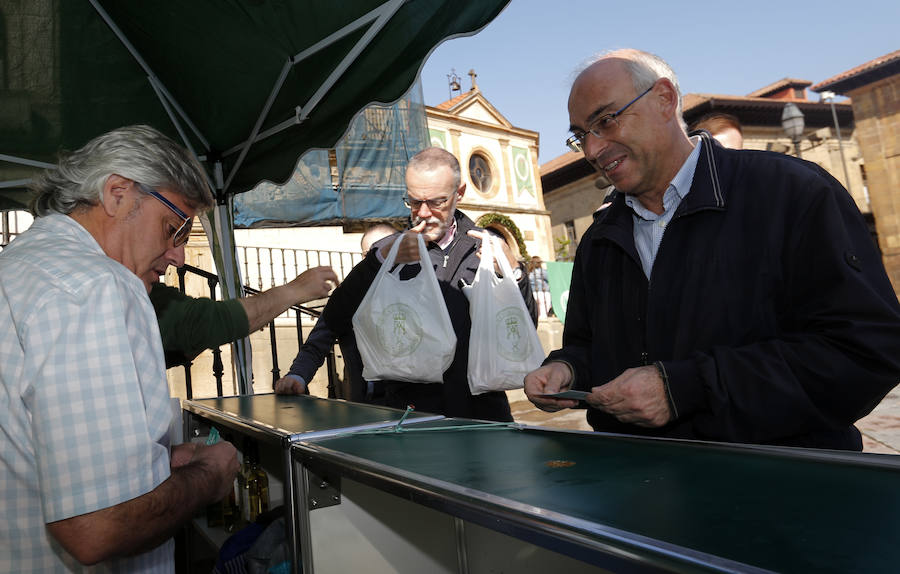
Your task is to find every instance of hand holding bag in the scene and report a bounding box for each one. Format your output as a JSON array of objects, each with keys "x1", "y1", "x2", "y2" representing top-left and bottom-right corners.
[
  {"x1": 462, "y1": 235, "x2": 545, "y2": 395},
  {"x1": 352, "y1": 233, "x2": 457, "y2": 383}
]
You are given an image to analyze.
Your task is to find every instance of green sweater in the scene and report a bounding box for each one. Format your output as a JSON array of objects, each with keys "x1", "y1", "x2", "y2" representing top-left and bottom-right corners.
[{"x1": 149, "y1": 283, "x2": 250, "y2": 368}]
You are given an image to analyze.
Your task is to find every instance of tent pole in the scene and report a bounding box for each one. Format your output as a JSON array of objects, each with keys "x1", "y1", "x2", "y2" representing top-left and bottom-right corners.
[
  {"x1": 147, "y1": 76, "x2": 209, "y2": 161},
  {"x1": 0, "y1": 154, "x2": 56, "y2": 169},
  {"x1": 206, "y1": 161, "x2": 253, "y2": 394},
  {"x1": 89, "y1": 0, "x2": 209, "y2": 150},
  {"x1": 297, "y1": 0, "x2": 406, "y2": 124},
  {"x1": 223, "y1": 58, "x2": 294, "y2": 192},
  {"x1": 219, "y1": 0, "x2": 408, "y2": 156}
]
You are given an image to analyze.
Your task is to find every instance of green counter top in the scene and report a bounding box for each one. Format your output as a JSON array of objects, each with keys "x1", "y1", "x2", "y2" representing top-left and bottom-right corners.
[{"x1": 298, "y1": 419, "x2": 900, "y2": 573}]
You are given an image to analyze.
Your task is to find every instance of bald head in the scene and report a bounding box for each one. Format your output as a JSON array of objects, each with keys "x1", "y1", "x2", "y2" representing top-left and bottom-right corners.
[
  {"x1": 571, "y1": 49, "x2": 685, "y2": 129},
  {"x1": 361, "y1": 223, "x2": 398, "y2": 252},
  {"x1": 404, "y1": 147, "x2": 466, "y2": 243},
  {"x1": 567, "y1": 49, "x2": 694, "y2": 212},
  {"x1": 406, "y1": 147, "x2": 461, "y2": 189}
]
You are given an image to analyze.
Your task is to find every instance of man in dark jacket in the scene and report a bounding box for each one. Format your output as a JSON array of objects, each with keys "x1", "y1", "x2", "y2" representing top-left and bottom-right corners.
[
  {"x1": 525, "y1": 48, "x2": 900, "y2": 450},
  {"x1": 312, "y1": 147, "x2": 537, "y2": 422}
]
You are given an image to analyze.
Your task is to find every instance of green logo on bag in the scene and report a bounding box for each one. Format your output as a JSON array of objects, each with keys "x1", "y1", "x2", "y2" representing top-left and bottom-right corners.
[
  {"x1": 376, "y1": 303, "x2": 423, "y2": 357},
  {"x1": 496, "y1": 307, "x2": 531, "y2": 361}
]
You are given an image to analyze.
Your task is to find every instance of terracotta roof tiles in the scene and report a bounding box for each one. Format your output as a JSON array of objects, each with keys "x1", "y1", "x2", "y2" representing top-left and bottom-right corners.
[
  {"x1": 746, "y1": 78, "x2": 812, "y2": 98},
  {"x1": 434, "y1": 90, "x2": 475, "y2": 111},
  {"x1": 811, "y1": 50, "x2": 900, "y2": 94}
]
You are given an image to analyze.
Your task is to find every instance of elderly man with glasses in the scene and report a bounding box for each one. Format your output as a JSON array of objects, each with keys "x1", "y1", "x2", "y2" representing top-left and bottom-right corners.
[
  {"x1": 0, "y1": 125, "x2": 242, "y2": 571},
  {"x1": 280, "y1": 147, "x2": 537, "y2": 422},
  {"x1": 102, "y1": 152, "x2": 340, "y2": 372},
  {"x1": 525, "y1": 49, "x2": 900, "y2": 451}
]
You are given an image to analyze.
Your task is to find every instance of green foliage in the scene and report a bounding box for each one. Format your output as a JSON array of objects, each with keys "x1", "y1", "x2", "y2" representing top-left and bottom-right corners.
[
  {"x1": 475, "y1": 212, "x2": 529, "y2": 260},
  {"x1": 554, "y1": 236, "x2": 574, "y2": 261}
]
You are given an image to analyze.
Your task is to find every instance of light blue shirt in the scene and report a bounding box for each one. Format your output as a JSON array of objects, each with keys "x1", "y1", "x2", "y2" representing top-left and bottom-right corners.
[
  {"x1": 625, "y1": 136, "x2": 702, "y2": 278},
  {"x1": 0, "y1": 214, "x2": 175, "y2": 573}
]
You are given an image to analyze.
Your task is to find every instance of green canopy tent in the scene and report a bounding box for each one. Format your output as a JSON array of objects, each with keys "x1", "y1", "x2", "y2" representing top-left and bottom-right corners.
[{"x1": 0, "y1": 0, "x2": 510, "y2": 392}]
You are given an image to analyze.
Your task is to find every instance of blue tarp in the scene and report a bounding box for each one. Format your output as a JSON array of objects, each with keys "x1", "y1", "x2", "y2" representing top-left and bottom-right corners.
[{"x1": 233, "y1": 83, "x2": 427, "y2": 228}]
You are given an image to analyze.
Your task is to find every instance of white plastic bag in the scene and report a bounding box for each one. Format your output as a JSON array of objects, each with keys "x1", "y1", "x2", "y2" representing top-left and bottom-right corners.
[
  {"x1": 462, "y1": 235, "x2": 545, "y2": 395},
  {"x1": 352, "y1": 234, "x2": 457, "y2": 383}
]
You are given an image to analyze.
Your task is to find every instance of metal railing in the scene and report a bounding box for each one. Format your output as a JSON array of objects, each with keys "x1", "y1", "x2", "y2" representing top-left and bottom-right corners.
[
  {"x1": 0, "y1": 210, "x2": 33, "y2": 250},
  {"x1": 237, "y1": 245, "x2": 363, "y2": 322},
  {"x1": 173, "y1": 263, "x2": 339, "y2": 400}
]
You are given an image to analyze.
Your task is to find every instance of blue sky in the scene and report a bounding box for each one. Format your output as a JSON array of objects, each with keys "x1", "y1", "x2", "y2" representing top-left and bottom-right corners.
[{"x1": 419, "y1": 0, "x2": 899, "y2": 163}]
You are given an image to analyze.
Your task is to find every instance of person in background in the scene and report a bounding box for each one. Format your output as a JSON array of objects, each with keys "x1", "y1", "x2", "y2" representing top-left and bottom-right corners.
[
  {"x1": 273, "y1": 223, "x2": 398, "y2": 401},
  {"x1": 0, "y1": 125, "x2": 240, "y2": 571},
  {"x1": 525, "y1": 49, "x2": 900, "y2": 450},
  {"x1": 285, "y1": 147, "x2": 537, "y2": 421},
  {"x1": 146, "y1": 248, "x2": 338, "y2": 368},
  {"x1": 361, "y1": 223, "x2": 402, "y2": 254},
  {"x1": 689, "y1": 111, "x2": 744, "y2": 149},
  {"x1": 527, "y1": 255, "x2": 553, "y2": 318}
]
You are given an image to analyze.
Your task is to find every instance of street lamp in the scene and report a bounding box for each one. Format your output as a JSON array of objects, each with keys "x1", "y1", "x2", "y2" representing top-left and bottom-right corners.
[
  {"x1": 781, "y1": 102, "x2": 805, "y2": 158},
  {"x1": 820, "y1": 90, "x2": 854, "y2": 196}
]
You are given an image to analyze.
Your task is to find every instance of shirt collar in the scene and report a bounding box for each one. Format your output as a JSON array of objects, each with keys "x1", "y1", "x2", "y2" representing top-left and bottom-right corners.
[
  {"x1": 671, "y1": 135, "x2": 703, "y2": 200},
  {"x1": 436, "y1": 217, "x2": 457, "y2": 250},
  {"x1": 39, "y1": 213, "x2": 107, "y2": 255},
  {"x1": 625, "y1": 135, "x2": 702, "y2": 219}
]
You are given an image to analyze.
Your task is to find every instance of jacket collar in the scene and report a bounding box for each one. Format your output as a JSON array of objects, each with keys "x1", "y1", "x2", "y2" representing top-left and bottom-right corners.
[
  {"x1": 676, "y1": 131, "x2": 726, "y2": 216},
  {"x1": 592, "y1": 131, "x2": 728, "y2": 246},
  {"x1": 451, "y1": 210, "x2": 479, "y2": 254}
]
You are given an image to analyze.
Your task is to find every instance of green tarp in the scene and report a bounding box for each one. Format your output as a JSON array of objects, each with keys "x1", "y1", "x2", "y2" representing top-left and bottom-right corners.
[
  {"x1": 546, "y1": 261, "x2": 574, "y2": 323},
  {"x1": 1, "y1": 0, "x2": 510, "y2": 200},
  {"x1": 0, "y1": 0, "x2": 510, "y2": 392}
]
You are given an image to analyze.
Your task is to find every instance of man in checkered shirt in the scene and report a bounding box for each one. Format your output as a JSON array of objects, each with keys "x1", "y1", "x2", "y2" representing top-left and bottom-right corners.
[{"x1": 0, "y1": 125, "x2": 240, "y2": 572}]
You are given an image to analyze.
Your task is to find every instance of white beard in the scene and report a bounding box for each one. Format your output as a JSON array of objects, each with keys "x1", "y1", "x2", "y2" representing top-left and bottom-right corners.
[{"x1": 412, "y1": 215, "x2": 446, "y2": 242}]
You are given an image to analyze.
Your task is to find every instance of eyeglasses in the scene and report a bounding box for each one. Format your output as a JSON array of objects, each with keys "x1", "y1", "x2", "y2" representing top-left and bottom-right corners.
[
  {"x1": 565, "y1": 83, "x2": 655, "y2": 153},
  {"x1": 136, "y1": 183, "x2": 193, "y2": 247},
  {"x1": 403, "y1": 195, "x2": 451, "y2": 211}
]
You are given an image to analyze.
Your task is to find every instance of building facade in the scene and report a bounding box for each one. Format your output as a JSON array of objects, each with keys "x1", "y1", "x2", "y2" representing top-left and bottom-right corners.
[
  {"x1": 812, "y1": 50, "x2": 900, "y2": 293},
  {"x1": 426, "y1": 74, "x2": 554, "y2": 261},
  {"x1": 684, "y1": 79, "x2": 868, "y2": 214}
]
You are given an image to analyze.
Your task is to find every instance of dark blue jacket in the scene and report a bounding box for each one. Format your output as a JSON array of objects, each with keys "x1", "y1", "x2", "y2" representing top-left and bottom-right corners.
[{"x1": 548, "y1": 133, "x2": 900, "y2": 449}]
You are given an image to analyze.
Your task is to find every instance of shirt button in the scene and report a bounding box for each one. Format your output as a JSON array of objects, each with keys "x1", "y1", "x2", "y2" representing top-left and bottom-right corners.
[{"x1": 658, "y1": 221, "x2": 666, "y2": 228}]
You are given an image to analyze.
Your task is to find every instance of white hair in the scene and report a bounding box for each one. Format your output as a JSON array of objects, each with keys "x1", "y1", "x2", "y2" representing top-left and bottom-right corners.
[{"x1": 31, "y1": 124, "x2": 213, "y2": 216}]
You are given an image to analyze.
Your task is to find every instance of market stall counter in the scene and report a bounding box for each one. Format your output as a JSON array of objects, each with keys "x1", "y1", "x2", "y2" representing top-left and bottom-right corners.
[
  {"x1": 181, "y1": 393, "x2": 443, "y2": 572},
  {"x1": 291, "y1": 418, "x2": 900, "y2": 574}
]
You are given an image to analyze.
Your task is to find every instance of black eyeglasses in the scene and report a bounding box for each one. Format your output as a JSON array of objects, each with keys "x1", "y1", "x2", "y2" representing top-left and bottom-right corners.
[
  {"x1": 565, "y1": 83, "x2": 655, "y2": 153},
  {"x1": 136, "y1": 183, "x2": 193, "y2": 248},
  {"x1": 403, "y1": 195, "x2": 451, "y2": 211}
]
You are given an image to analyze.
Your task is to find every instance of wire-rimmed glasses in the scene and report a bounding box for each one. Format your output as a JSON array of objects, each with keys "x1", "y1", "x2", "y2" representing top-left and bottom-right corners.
[
  {"x1": 565, "y1": 83, "x2": 655, "y2": 153},
  {"x1": 403, "y1": 195, "x2": 451, "y2": 211}
]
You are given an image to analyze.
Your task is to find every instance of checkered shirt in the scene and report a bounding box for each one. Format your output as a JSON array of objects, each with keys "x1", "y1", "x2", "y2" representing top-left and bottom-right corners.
[{"x1": 0, "y1": 214, "x2": 175, "y2": 572}]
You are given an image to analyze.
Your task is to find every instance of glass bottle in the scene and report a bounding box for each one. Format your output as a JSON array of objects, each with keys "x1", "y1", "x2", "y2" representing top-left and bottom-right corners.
[
  {"x1": 239, "y1": 440, "x2": 269, "y2": 523},
  {"x1": 223, "y1": 476, "x2": 241, "y2": 531}
]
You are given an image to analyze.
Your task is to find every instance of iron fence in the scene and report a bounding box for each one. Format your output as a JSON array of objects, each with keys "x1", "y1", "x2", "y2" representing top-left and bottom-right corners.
[
  {"x1": 237, "y1": 245, "x2": 363, "y2": 321},
  {"x1": 173, "y1": 263, "x2": 340, "y2": 400}
]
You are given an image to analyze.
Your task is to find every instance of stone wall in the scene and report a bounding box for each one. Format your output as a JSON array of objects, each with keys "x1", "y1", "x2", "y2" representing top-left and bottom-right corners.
[{"x1": 846, "y1": 75, "x2": 900, "y2": 292}]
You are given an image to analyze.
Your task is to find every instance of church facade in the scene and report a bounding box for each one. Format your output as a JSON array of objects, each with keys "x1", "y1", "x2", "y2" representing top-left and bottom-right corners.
[{"x1": 426, "y1": 71, "x2": 553, "y2": 261}]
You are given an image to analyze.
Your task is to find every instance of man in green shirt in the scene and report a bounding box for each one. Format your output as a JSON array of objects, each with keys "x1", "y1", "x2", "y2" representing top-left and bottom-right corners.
[{"x1": 143, "y1": 244, "x2": 338, "y2": 368}]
